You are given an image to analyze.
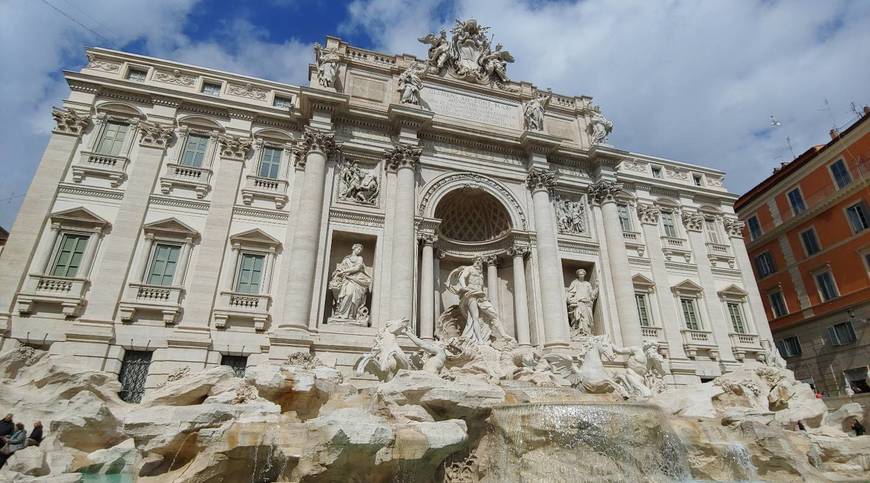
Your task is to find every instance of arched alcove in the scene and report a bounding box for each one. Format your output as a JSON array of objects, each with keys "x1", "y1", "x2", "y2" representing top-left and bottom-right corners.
[{"x1": 434, "y1": 188, "x2": 512, "y2": 243}]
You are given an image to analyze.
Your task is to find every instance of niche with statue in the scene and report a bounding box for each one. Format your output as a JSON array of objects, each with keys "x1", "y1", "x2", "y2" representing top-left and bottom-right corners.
[{"x1": 323, "y1": 232, "x2": 377, "y2": 326}]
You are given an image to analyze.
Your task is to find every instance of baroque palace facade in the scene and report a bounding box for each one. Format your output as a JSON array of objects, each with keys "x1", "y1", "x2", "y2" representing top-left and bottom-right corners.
[{"x1": 0, "y1": 22, "x2": 774, "y2": 395}]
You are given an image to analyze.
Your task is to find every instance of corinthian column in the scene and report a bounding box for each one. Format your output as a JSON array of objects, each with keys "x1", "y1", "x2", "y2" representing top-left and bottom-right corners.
[
  {"x1": 590, "y1": 180, "x2": 642, "y2": 347},
  {"x1": 526, "y1": 168, "x2": 570, "y2": 347},
  {"x1": 385, "y1": 143, "x2": 422, "y2": 322},
  {"x1": 484, "y1": 255, "x2": 500, "y2": 314},
  {"x1": 509, "y1": 243, "x2": 532, "y2": 346},
  {"x1": 280, "y1": 128, "x2": 339, "y2": 330},
  {"x1": 418, "y1": 234, "x2": 436, "y2": 339}
]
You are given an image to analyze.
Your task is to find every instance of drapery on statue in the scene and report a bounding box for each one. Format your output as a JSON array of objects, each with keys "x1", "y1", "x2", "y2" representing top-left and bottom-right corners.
[
  {"x1": 586, "y1": 105, "x2": 613, "y2": 144},
  {"x1": 314, "y1": 43, "x2": 340, "y2": 88},
  {"x1": 436, "y1": 258, "x2": 514, "y2": 347},
  {"x1": 566, "y1": 268, "x2": 598, "y2": 339},
  {"x1": 338, "y1": 161, "x2": 379, "y2": 205},
  {"x1": 397, "y1": 62, "x2": 425, "y2": 105},
  {"x1": 328, "y1": 243, "x2": 372, "y2": 322},
  {"x1": 523, "y1": 90, "x2": 551, "y2": 131}
]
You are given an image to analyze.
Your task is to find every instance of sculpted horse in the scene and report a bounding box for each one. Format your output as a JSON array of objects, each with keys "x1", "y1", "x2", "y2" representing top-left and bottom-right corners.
[{"x1": 354, "y1": 318, "x2": 413, "y2": 381}]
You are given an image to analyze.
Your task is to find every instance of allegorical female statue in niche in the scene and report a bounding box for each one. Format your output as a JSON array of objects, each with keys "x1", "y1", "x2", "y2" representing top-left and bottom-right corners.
[
  {"x1": 328, "y1": 243, "x2": 372, "y2": 322},
  {"x1": 566, "y1": 268, "x2": 598, "y2": 339}
]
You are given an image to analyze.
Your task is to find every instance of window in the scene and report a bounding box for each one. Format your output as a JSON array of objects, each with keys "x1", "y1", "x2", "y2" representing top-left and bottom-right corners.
[
  {"x1": 96, "y1": 121, "x2": 129, "y2": 156},
  {"x1": 258, "y1": 146, "x2": 282, "y2": 179},
  {"x1": 769, "y1": 290, "x2": 789, "y2": 318},
  {"x1": 692, "y1": 174, "x2": 703, "y2": 186},
  {"x1": 661, "y1": 211, "x2": 678, "y2": 238},
  {"x1": 118, "y1": 350, "x2": 152, "y2": 403},
  {"x1": 202, "y1": 82, "x2": 222, "y2": 96},
  {"x1": 800, "y1": 228, "x2": 821, "y2": 256},
  {"x1": 845, "y1": 367, "x2": 870, "y2": 394},
  {"x1": 635, "y1": 293, "x2": 652, "y2": 327},
  {"x1": 146, "y1": 243, "x2": 181, "y2": 286},
  {"x1": 727, "y1": 302, "x2": 746, "y2": 333},
  {"x1": 776, "y1": 336, "x2": 801, "y2": 358},
  {"x1": 50, "y1": 233, "x2": 89, "y2": 277},
  {"x1": 180, "y1": 134, "x2": 209, "y2": 167},
  {"x1": 830, "y1": 159, "x2": 852, "y2": 189},
  {"x1": 221, "y1": 355, "x2": 248, "y2": 378},
  {"x1": 236, "y1": 253, "x2": 265, "y2": 294},
  {"x1": 705, "y1": 218, "x2": 722, "y2": 244},
  {"x1": 827, "y1": 321, "x2": 857, "y2": 346},
  {"x1": 680, "y1": 297, "x2": 701, "y2": 330},
  {"x1": 126, "y1": 68, "x2": 147, "y2": 82},
  {"x1": 617, "y1": 204, "x2": 632, "y2": 232},
  {"x1": 754, "y1": 252, "x2": 776, "y2": 278},
  {"x1": 746, "y1": 215, "x2": 762, "y2": 240},
  {"x1": 651, "y1": 166, "x2": 663, "y2": 179},
  {"x1": 786, "y1": 188, "x2": 806, "y2": 215},
  {"x1": 815, "y1": 270, "x2": 839, "y2": 301},
  {"x1": 846, "y1": 201, "x2": 869, "y2": 233},
  {"x1": 273, "y1": 96, "x2": 292, "y2": 109}
]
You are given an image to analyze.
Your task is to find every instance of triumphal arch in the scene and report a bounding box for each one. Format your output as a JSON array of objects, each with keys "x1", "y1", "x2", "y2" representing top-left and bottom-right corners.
[{"x1": 0, "y1": 19, "x2": 774, "y2": 395}]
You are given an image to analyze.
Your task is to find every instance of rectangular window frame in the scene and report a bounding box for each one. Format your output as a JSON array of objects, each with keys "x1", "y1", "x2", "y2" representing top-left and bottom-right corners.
[
  {"x1": 845, "y1": 201, "x2": 869, "y2": 234},
  {"x1": 726, "y1": 302, "x2": 747, "y2": 334},
  {"x1": 125, "y1": 66, "x2": 148, "y2": 82},
  {"x1": 201, "y1": 80, "x2": 223, "y2": 97},
  {"x1": 635, "y1": 292, "x2": 652, "y2": 327},
  {"x1": 179, "y1": 132, "x2": 210, "y2": 168},
  {"x1": 746, "y1": 215, "x2": 762, "y2": 240},
  {"x1": 827, "y1": 321, "x2": 857, "y2": 346},
  {"x1": 755, "y1": 252, "x2": 776, "y2": 278},
  {"x1": 768, "y1": 289, "x2": 789, "y2": 318},
  {"x1": 813, "y1": 268, "x2": 840, "y2": 302},
  {"x1": 49, "y1": 232, "x2": 91, "y2": 278},
  {"x1": 680, "y1": 296, "x2": 702, "y2": 330},
  {"x1": 829, "y1": 159, "x2": 852, "y2": 189},
  {"x1": 800, "y1": 227, "x2": 822, "y2": 257},
  {"x1": 661, "y1": 211, "x2": 679, "y2": 238},
  {"x1": 776, "y1": 336, "x2": 802, "y2": 358},
  {"x1": 272, "y1": 95, "x2": 292, "y2": 109},
  {"x1": 145, "y1": 242, "x2": 182, "y2": 286},
  {"x1": 651, "y1": 166, "x2": 663, "y2": 179},
  {"x1": 234, "y1": 251, "x2": 267, "y2": 294},
  {"x1": 258, "y1": 145, "x2": 283, "y2": 179},
  {"x1": 95, "y1": 120, "x2": 130, "y2": 156},
  {"x1": 220, "y1": 354, "x2": 248, "y2": 378},
  {"x1": 692, "y1": 173, "x2": 703, "y2": 186},
  {"x1": 786, "y1": 187, "x2": 807, "y2": 215}
]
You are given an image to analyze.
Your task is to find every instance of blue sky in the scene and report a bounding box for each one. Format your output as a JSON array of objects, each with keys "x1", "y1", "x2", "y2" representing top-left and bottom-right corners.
[{"x1": 0, "y1": 0, "x2": 868, "y2": 229}]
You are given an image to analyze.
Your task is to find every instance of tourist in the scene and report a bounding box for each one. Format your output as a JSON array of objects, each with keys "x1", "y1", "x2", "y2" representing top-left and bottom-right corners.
[
  {"x1": 853, "y1": 420, "x2": 866, "y2": 437},
  {"x1": 27, "y1": 421, "x2": 43, "y2": 447},
  {"x1": 6, "y1": 424, "x2": 26, "y2": 452},
  {"x1": 0, "y1": 414, "x2": 13, "y2": 441}
]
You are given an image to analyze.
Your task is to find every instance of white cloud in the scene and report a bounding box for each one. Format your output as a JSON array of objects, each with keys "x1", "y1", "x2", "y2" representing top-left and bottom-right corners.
[{"x1": 342, "y1": 0, "x2": 870, "y2": 196}]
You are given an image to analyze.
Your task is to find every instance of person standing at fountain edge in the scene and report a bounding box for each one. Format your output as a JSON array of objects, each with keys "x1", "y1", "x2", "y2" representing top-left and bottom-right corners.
[{"x1": 566, "y1": 268, "x2": 598, "y2": 339}]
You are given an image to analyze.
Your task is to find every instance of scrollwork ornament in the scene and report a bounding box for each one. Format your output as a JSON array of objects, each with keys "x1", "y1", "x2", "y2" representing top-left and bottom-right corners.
[
  {"x1": 293, "y1": 127, "x2": 339, "y2": 160},
  {"x1": 51, "y1": 107, "x2": 90, "y2": 136},
  {"x1": 137, "y1": 121, "x2": 174, "y2": 149},
  {"x1": 587, "y1": 180, "x2": 622, "y2": 205},
  {"x1": 723, "y1": 218, "x2": 744, "y2": 238},
  {"x1": 525, "y1": 168, "x2": 557, "y2": 194},
  {"x1": 217, "y1": 134, "x2": 252, "y2": 160},
  {"x1": 385, "y1": 143, "x2": 422, "y2": 171},
  {"x1": 636, "y1": 203, "x2": 661, "y2": 225},
  {"x1": 681, "y1": 211, "x2": 704, "y2": 232}
]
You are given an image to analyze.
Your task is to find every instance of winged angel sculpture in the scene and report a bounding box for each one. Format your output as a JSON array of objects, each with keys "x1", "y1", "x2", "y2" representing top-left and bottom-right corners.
[{"x1": 418, "y1": 19, "x2": 515, "y2": 87}]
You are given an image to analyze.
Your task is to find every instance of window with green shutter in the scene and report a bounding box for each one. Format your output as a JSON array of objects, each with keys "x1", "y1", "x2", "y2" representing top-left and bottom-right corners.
[
  {"x1": 727, "y1": 302, "x2": 746, "y2": 333},
  {"x1": 51, "y1": 233, "x2": 89, "y2": 277},
  {"x1": 681, "y1": 297, "x2": 701, "y2": 330},
  {"x1": 96, "y1": 121, "x2": 129, "y2": 156},
  {"x1": 258, "y1": 147, "x2": 282, "y2": 179},
  {"x1": 635, "y1": 293, "x2": 651, "y2": 327},
  {"x1": 236, "y1": 253, "x2": 265, "y2": 294},
  {"x1": 662, "y1": 211, "x2": 678, "y2": 238},
  {"x1": 180, "y1": 134, "x2": 209, "y2": 167},
  {"x1": 146, "y1": 243, "x2": 181, "y2": 286}
]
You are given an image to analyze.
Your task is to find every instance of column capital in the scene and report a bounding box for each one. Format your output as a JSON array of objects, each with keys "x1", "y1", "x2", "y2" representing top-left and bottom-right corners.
[
  {"x1": 508, "y1": 242, "x2": 531, "y2": 258},
  {"x1": 51, "y1": 107, "x2": 90, "y2": 137},
  {"x1": 681, "y1": 210, "x2": 704, "y2": 232},
  {"x1": 385, "y1": 142, "x2": 422, "y2": 172},
  {"x1": 636, "y1": 203, "x2": 661, "y2": 225},
  {"x1": 525, "y1": 167, "x2": 557, "y2": 194},
  {"x1": 418, "y1": 232, "x2": 437, "y2": 246},
  {"x1": 293, "y1": 127, "x2": 339, "y2": 161},
  {"x1": 482, "y1": 254, "x2": 499, "y2": 267},
  {"x1": 138, "y1": 121, "x2": 175, "y2": 149},
  {"x1": 723, "y1": 218, "x2": 745, "y2": 238},
  {"x1": 587, "y1": 179, "x2": 622, "y2": 205},
  {"x1": 217, "y1": 134, "x2": 253, "y2": 161}
]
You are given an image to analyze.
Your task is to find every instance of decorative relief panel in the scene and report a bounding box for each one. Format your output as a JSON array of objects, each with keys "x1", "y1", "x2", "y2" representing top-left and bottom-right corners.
[
  {"x1": 86, "y1": 54, "x2": 121, "y2": 73},
  {"x1": 153, "y1": 69, "x2": 196, "y2": 87},
  {"x1": 553, "y1": 193, "x2": 587, "y2": 235},
  {"x1": 337, "y1": 160, "x2": 379, "y2": 205},
  {"x1": 226, "y1": 82, "x2": 268, "y2": 101}
]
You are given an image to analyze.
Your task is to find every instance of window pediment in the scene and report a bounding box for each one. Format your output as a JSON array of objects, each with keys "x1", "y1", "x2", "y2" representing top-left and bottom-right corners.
[
  {"x1": 672, "y1": 279, "x2": 703, "y2": 295},
  {"x1": 178, "y1": 115, "x2": 223, "y2": 132},
  {"x1": 632, "y1": 273, "x2": 655, "y2": 290},
  {"x1": 230, "y1": 228, "x2": 282, "y2": 250},
  {"x1": 143, "y1": 218, "x2": 199, "y2": 240},
  {"x1": 50, "y1": 207, "x2": 110, "y2": 231},
  {"x1": 718, "y1": 284, "x2": 748, "y2": 299}
]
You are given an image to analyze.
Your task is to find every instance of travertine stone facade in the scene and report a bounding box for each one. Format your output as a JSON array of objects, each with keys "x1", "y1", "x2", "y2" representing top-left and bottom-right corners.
[{"x1": 0, "y1": 29, "x2": 773, "y2": 388}]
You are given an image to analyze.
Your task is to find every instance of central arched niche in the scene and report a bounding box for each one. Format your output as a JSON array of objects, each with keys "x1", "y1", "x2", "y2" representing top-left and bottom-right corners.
[{"x1": 434, "y1": 188, "x2": 512, "y2": 243}]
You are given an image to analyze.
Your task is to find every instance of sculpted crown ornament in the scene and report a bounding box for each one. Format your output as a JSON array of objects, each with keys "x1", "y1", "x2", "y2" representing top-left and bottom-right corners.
[
  {"x1": 51, "y1": 107, "x2": 90, "y2": 136},
  {"x1": 636, "y1": 204, "x2": 661, "y2": 225},
  {"x1": 385, "y1": 143, "x2": 423, "y2": 171},
  {"x1": 525, "y1": 168, "x2": 557, "y2": 193},
  {"x1": 681, "y1": 211, "x2": 705, "y2": 232},
  {"x1": 293, "y1": 127, "x2": 340, "y2": 163},
  {"x1": 723, "y1": 218, "x2": 745, "y2": 238},
  {"x1": 137, "y1": 121, "x2": 174, "y2": 149},
  {"x1": 418, "y1": 19, "x2": 515, "y2": 89},
  {"x1": 217, "y1": 134, "x2": 252, "y2": 160},
  {"x1": 587, "y1": 180, "x2": 622, "y2": 204}
]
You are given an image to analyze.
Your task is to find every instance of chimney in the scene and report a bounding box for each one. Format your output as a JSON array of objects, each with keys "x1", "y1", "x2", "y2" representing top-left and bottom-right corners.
[
  {"x1": 830, "y1": 128, "x2": 840, "y2": 140},
  {"x1": 864, "y1": 105, "x2": 870, "y2": 117}
]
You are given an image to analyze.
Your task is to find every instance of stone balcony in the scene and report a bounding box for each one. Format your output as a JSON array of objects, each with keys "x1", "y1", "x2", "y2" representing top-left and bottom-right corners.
[
  {"x1": 641, "y1": 326, "x2": 663, "y2": 340},
  {"x1": 240, "y1": 175, "x2": 289, "y2": 209},
  {"x1": 705, "y1": 242, "x2": 736, "y2": 269},
  {"x1": 681, "y1": 328, "x2": 719, "y2": 360},
  {"x1": 729, "y1": 332, "x2": 762, "y2": 361},
  {"x1": 16, "y1": 274, "x2": 90, "y2": 317},
  {"x1": 118, "y1": 283, "x2": 185, "y2": 325},
  {"x1": 661, "y1": 236, "x2": 692, "y2": 263},
  {"x1": 622, "y1": 230, "x2": 645, "y2": 257},
  {"x1": 160, "y1": 163, "x2": 213, "y2": 199},
  {"x1": 213, "y1": 291, "x2": 271, "y2": 331},
  {"x1": 71, "y1": 151, "x2": 130, "y2": 187}
]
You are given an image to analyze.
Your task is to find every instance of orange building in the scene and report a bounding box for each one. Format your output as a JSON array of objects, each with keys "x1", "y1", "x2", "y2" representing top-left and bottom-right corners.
[{"x1": 735, "y1": 108, "x2": 870, "y2": 396}]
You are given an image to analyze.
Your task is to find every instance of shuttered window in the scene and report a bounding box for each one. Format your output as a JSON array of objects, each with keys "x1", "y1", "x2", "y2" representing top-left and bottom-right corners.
[
  {"x1": 180, "y1": 134, "x2": 209, "y2": 167},
  {"x1": 680, "y1": 297, "x2": 701, "y2": 330},
  {"x1": 259, "y1": 147, "x2": 282, "y2": 179},
  {"x1": 635, "y1": 293, "x2": 651, "y2": 327},
  {"x1": 96, "y1": 121, "x2": 129, "y2": 156},
  {"x1": 236, "y1": 253, "x2": 265, "y2": 294},
  {"x1": 146, "y1": 243, "x2": 181, "y2": 286},
  {"x1": 727, "y1": 302, "x2": 746, "y2": 333},
  {"x1": 51, "y1": 233, "x2": 89, "y2": 277}
]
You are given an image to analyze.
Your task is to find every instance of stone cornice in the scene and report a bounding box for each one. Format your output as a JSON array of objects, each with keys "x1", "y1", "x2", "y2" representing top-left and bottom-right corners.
[
  {"x1": 520, "y1": 131, "x2": 562, "y2": 155},
  {"x1": 387, "y1": 104, "x2": 434, "y2": 131}
]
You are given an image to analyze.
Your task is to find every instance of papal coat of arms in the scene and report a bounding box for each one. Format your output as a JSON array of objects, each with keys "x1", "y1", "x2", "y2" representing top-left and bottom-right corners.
[{"x1": 418, "y1": 19, "x2": 515, "y2": 88}]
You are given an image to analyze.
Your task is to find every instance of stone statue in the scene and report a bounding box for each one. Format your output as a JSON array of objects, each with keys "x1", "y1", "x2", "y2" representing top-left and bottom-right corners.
[
  {"x1": 418, "y1": 19, "x2": 515, "y2": 88},
  {"x1": 554, "y1": 196, "x2": 585, "y2": 234},
  {"x1": 612, "y1": 340, "x2": 670, "y2": 399},
  {"x1": 760, "y1": 339, "x2": 787, "y2": 370},
  {"x1": 477, "y1": 43, "x2": 513, "y2": 83},
  {"x1": 437, "y1": 258, "x2": 515, "y2": 348},
  {"x1": 566, "y1": 269, "x2": 598, "y2": 339},
  {"x1": 314, "y1": 43, "x2": 340, "y2": 88},
  {"x1": 542, "y1": 335, "x2": 621, "y2": 394},
  {"x1": 338, "y1": 161, "x2": 379, "y2": 205},
  {"x1": 354, "y1": 318, "x2": 413, "y2": 382},
  {"x1": 403, "y1": 326, "x2": 447, "y2": 376},
  {"x1": 587, "y1": 105, "x2": 613, "y2": 144},
  {"x1": 417, "y1": 30, "x2": 451, "y2": 70},
  {"x1": 328, "y1": 243, "x2": 372, "y2": 322},
  {"x1": 397, "y1": 62, "x2": 425, "y2": 105},
  {"x1": 523, "y1": 90, "x2": 551, "y2": 131}
]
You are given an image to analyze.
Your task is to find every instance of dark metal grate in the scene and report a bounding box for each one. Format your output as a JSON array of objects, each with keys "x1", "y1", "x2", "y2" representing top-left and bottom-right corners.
[
  {"x1": 118, "y1": 350, "x2": 152, "y2": 403},
  {"x1": 221, "y1": 355, "x2": 248, "y2": 378}
]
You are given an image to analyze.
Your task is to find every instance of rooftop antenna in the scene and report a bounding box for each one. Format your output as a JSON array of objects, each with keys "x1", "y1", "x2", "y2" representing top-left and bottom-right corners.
[
  {"x1": 769, "y1": 114, "x2": 796, "y2": 160},
  {"x1": 850, "y1": 102, "x2": 861, "y2": 119}
]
